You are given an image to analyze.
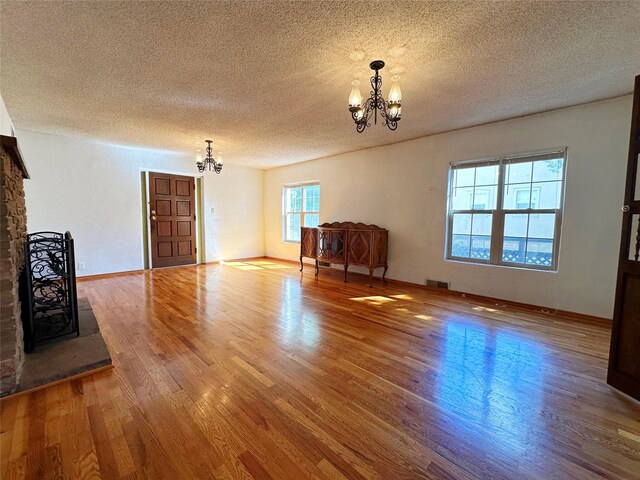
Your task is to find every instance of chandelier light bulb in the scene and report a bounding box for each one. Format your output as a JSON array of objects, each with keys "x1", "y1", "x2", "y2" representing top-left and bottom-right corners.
[
  {"x1": 388, "y1": 79, "x2": 402, "y2": 105},
  {"x1": 349, "y1": 80, "x2": 362, "y2": 108},
  {"x1": 388, "y1": 103, "x2": 401, "y2": 120}
]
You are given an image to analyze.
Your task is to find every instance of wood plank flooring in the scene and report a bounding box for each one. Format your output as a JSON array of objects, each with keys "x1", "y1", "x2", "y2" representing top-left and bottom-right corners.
[{"x1": 2, "y1": 258, "x2": 639, "y2": 479}]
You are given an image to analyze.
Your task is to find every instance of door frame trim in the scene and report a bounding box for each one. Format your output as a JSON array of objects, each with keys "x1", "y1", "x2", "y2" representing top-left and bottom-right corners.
[{"x1": 140, "y1": 169, "x2": 204, "y2": 269}]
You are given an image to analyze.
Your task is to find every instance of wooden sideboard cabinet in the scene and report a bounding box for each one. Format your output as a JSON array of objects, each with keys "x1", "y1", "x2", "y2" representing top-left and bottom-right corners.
[{"x1": 300, "y1": 221, "x2": 388, "y2": 286}]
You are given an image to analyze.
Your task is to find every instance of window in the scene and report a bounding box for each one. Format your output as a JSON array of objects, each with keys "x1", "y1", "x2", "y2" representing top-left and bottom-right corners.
[
  {"x1": 447, "y1": 149, "x2": 566, "y2": 270},
  {"x1": 283, "y1": 182, "x2": 320, "y2": 242}
]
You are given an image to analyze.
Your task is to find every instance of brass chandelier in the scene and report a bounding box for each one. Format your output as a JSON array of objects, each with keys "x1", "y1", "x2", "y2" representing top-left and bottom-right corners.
[
  {"x1": 196, "y1": 140, "x2": 223, "y2": 174},
  {"x1": 348, "y1": 60, "x2": 402, "y2": 133}
]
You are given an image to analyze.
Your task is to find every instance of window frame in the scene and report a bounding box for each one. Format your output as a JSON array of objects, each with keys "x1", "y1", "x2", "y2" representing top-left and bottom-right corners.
[
  {"x1": 445, "y1": 149, "x2": 567, "y2": 271},
  {"x1": 282, "y1": 181, "x2": 320, "y2": 243}
]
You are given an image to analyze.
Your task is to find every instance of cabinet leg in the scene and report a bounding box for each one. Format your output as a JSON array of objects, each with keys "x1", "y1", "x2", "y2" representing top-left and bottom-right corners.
[
  {"x1": 368, "y1": 267, "x2": 374, "y2": 287},
  {"x1": 299, "y1": 256, "x2": 303, "y2": 272},
  {"x1": 344, "y1": 264, "x2": 348, "y2": 282},
  {"x1": 383, "y1": 264, "x2": 388, "y2": 283},
  {"x1": 315, "y1": 260, "x2": 319, "y2": 276}
]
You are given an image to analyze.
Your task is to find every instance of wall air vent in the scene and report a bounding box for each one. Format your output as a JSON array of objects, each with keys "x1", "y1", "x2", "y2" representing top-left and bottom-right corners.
[{"x1": 426, "y1": 279, "x2": 449, "y2": 289}]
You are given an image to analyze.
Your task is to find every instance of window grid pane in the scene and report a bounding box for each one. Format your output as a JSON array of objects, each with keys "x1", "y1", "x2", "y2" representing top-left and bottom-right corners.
[
  {"x1": 452, "y1": 235, "x2": 471, "y2": 258},
  {"x1": 304, "y1": 213, "x2": 319, "y2": 228},
  {"x1": 286, "y1": 213, "x2": 301, "y2": 242},
  {"x1": 471, "y1": 235, "x2": 491, "y2": 260}
]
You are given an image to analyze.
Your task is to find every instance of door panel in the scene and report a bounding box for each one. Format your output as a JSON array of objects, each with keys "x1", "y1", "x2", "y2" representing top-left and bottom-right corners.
[
  {"x1": 635, "y1": 153, "x2": 640, "y2": 201},
  {"x1": 608, "y1": 75, "x2": 640, "y2": 400},
  {"x1": 176, "y1": 179, "x2": 191, "y2": 196},
  {"x1": 616, "y1": 275, "x2": 640, "y2": 379},
  {"x1": 177, "y1": 221, "x2": 192, "y2": 237},
  {"x1": 149, "y1": 172, "x2": 197, "y2": 268},
  {"x1": 628, "y1": 214, "x2": 639, "y2": 261}
]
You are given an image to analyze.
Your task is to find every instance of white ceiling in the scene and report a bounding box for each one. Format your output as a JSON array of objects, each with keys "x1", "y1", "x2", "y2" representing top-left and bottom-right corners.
[{"x1": 1, "y1": 1, "x2": 639, "y2": 168}]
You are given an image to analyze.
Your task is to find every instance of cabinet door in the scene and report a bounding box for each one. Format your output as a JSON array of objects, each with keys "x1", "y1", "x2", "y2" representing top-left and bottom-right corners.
[
  {"x1": 318, "y1": 229, "x2": 346, "y2": 263},
  {"x1": 348, "y1": 230, "x2": 371, "y2": 265},
  {"x1": 370, "y1": 230, "x2": 388, "y2": 266},
  {"x1": 318, "y1": 230, "x2": 330, "y2": 261},
  {"x1": 300, "y1": 227, "x2": 318, "y2": 258},
  {"x1": 330, "y1": 231, "x2": 346, "y2": 262}
]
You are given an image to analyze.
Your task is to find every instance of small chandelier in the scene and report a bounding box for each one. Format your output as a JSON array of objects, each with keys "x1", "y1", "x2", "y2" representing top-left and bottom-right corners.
[
  {"x1": 196, "y1": 140, "x2": 223, "y2": 174},
  {"x1": 348, "y1": 60, "x2": 402, "y2": 133}
]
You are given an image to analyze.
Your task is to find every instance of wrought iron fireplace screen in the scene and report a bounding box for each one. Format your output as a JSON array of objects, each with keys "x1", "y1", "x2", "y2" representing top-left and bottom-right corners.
[{"x1": 22, "y1": 231, "x2": 79, "y2": 351}]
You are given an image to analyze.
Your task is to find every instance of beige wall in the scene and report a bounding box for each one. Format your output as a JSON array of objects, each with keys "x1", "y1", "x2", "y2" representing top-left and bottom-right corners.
[
  {"x1": 264, "y1": 96, "x2": 632, "y2": 318},
  {"x1": 20, "y1": 130, "x2": 264, "y2": 276}
]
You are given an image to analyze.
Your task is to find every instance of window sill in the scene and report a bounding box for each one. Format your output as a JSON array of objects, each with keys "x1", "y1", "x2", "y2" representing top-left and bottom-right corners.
[{"x1": 445, "y1": 257, "x2": 558, "y2": 273}]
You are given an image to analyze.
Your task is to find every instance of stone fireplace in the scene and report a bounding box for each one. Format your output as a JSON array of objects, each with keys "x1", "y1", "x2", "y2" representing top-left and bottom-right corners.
[{"x1": 0, "y1": 135, "x2": 29, "y2": 396}]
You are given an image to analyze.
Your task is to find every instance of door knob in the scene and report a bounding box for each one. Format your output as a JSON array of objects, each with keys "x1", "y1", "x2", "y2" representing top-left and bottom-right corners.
[
  {"x1": 151, "y1": 210, "x2": 156, "y2": 215},
  {"x1": 622, "y1": 205, "x2": 630, "y2": 213},
  {"x1": 151, "y1": 215, "x2": 157, "y2": 221}
]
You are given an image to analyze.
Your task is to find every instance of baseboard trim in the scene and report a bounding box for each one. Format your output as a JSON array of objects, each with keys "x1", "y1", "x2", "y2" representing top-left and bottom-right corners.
[
  {"x1": 77, "y1": 269, "x2": 145, "y2": 281},
  {"x1": 207, "y1": 256, "x2": 271, "y2": 264}
]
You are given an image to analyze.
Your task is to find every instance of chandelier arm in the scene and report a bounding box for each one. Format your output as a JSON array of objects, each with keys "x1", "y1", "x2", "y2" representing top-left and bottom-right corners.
[
  {"x1": 354, "y1": 97, "x2": 375, "y2": 132},
  {"x1": 380, "y1": 108, "x2": 398, "y2": 130},
  {"x1": 377, "y1": 93, "x2": 401, "y2": 130}
]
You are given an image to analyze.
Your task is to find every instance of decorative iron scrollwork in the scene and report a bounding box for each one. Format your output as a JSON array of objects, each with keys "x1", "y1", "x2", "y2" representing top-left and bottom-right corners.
[{"x1": 22, "y1": 231, "x2": 79, "y2": 351}]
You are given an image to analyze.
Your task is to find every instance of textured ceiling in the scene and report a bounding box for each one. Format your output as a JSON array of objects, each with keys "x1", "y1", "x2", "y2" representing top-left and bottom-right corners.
[{"x1": 1, "y1": 1, "x2": 639, "y2": 168}]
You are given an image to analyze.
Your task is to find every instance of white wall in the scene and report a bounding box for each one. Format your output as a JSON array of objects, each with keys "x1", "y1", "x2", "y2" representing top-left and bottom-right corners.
[
  {"x1": 264, "y1": 96, "x2": 632, "y2": 319},
  {"x1": 19, "y1": 130, "x2": 264, "y2": 276},
  {"x1": 1, "y1": 94, "x2": 15, "y2": 136},
  {"x1": 202, "y1": 162, "x2": 264, "y2": 263}
]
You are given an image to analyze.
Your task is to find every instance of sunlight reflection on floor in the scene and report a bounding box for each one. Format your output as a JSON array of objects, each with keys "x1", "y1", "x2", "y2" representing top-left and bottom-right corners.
[
  {"x1": 350, "y1": 295, "x2": 397, "y2": 306},
  {"x1": 224, "y1": 260, "x2": 293, "y2": 271},
  {"x1": 389, "y1": 294, "x2": 413, "y2": 300}
]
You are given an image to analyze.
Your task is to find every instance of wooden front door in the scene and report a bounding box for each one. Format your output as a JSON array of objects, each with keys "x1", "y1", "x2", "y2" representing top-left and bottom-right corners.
[
  {"x1": 607, "y1": 75, "x2": 640, "y2": 401},
  {"x1": 149, "y1": 172, "x2": 197, "y2": 268}
]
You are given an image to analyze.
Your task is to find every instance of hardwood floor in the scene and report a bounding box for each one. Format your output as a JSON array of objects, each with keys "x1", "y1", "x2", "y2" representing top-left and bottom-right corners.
[{"x1": 2, "y1": 258, "x2": 639, "y2": 479}]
